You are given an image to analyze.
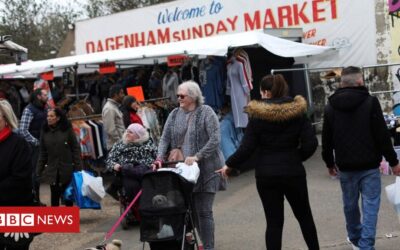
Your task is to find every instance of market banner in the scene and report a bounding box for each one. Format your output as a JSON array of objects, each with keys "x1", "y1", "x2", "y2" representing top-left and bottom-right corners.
[{"x1": 75, "y1": 0, "x2": 376, "y2": 68}]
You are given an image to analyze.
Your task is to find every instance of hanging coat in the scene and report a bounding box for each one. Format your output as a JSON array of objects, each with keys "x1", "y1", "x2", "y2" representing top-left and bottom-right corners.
[{"x1": 226, "y1": 58, "x2": 250, "y2": 128}]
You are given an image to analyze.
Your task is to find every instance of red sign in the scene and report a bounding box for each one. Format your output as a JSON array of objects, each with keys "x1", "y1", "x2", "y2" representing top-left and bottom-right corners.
[
  {"x1": 167, "y1": 55, "x2": 188, "y2": 67},
  {"x1": 99, "y1": 62, "x2": 116, "y2": 74},
  {"x1": 0, "y1": 207, "x2": 80, "y2": 233},
  {"x1": 40, "y1": 71, "x2": 54, "y2": 81},
  {"x1": 126, "y1": 86, "x2": 145, "y2": 102}
]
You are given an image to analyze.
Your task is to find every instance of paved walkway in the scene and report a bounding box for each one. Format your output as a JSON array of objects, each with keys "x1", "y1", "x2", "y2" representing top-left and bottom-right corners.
[{"x1": 31, "y1": 148, "x2": 400, "y2": 249}]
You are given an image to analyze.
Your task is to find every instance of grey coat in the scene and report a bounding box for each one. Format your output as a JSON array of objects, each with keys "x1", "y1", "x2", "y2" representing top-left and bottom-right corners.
[
  {"x1": 158, "y1": 105, "x2": 225, "y2": 193},
  {"x1": 226, "y1": 58, "x2": 250, "y2": 128}
]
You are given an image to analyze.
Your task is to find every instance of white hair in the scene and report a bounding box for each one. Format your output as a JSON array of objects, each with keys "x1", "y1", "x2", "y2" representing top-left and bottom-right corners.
[
  {"x1": 0, "y1": 99, "x2": 19, "y2": 129},
  {"x1": 178, "y1": 80, "x2": 204, "y2": 106}
]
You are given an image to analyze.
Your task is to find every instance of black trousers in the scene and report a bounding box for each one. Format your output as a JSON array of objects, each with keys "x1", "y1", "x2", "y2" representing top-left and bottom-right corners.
[
  {"x1": 50, "y1": 171, "x2": 73, "y2": 207},
  {"x1": 256, "y1": 176, "x2": 319, "y2": 250}
]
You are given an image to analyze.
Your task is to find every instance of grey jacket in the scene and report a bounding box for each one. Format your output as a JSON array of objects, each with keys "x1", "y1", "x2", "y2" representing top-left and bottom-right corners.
[
  {"x1": 158, "y1": 105, "x2": 225, "y2": 193},
  {"x1": 102, "y1": 98, "x2": 125, "y2": 150}
]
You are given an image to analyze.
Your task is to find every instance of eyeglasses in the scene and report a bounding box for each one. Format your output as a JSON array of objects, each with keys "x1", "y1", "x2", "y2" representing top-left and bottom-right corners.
[{"x1": 176, "y1": 94, "x2": 187, "y2": 99}]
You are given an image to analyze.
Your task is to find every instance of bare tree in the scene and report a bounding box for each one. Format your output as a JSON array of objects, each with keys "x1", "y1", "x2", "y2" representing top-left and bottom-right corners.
[{"x1": 0, "y1": 0, "x2": 81, "y2": 62}]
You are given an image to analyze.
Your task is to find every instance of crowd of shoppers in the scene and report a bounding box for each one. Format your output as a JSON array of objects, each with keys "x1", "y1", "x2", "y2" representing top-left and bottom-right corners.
[{"x1": 3, "y1": 67, "x2": 400, "y2": 250}]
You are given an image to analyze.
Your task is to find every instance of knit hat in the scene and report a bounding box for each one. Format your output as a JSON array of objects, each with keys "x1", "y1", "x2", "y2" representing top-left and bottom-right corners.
[{"x1": 127, "y1": 123, "x2": 147, "y2": 139}]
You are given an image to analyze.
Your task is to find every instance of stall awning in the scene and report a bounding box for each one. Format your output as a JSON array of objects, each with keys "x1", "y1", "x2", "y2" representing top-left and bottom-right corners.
[{"x1": 0, "y1": 30, "x2": 334, "y2": 77}]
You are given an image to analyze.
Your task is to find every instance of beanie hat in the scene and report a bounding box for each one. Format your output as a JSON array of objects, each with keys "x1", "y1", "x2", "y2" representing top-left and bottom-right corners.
[{"x1": 127, "y1": 123, "x2": 147, "y2": 139}]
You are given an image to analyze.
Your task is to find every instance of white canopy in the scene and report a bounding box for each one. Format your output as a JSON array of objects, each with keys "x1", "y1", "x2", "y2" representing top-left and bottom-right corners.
[{"x1": 0, "y1": 30, "x2": 334, "y2": 77}]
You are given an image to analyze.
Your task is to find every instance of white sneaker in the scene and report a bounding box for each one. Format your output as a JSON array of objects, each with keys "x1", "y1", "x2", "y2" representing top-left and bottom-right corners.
[{"x1": 346, "y1": 237, "x2": 360, "y2": 250}]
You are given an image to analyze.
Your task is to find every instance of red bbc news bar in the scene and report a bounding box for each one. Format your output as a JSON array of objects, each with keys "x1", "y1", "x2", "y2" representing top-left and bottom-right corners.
[{"x1": 0, "y1": 207, "x2": 80, "y2": 233}]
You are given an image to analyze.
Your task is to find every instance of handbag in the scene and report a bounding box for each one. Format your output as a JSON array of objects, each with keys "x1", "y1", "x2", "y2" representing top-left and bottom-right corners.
[{"x1": 167, "y1": 148, "x2": 184, "y2": 162}]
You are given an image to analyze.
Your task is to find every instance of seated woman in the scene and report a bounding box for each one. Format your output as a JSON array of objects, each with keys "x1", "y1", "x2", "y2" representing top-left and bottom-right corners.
[{"x1": 105, "y1": 123, "x2": 157, "y2": 202}]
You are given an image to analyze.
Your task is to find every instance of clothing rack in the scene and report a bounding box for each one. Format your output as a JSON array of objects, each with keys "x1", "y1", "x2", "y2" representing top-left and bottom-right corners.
[
  {"x1": 142, "y1": 96, "x2": 170, "y2": 103},
  {"x1": 68, "y1": 114, "x2": 102, "y2": 121}
]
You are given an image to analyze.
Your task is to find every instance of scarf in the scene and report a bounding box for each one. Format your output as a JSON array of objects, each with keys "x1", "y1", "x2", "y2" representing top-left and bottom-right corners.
[{"x1": 0, "y1": 126, "x2": 12, "y2": 142}]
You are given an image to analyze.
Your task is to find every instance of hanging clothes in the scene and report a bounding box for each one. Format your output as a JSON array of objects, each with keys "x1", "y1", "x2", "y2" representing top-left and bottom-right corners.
[
  {"x1": 137, "y1": 106, "x2": 161, "y2": 147},
  {"x1": 234, "y1": 49, "x2": 253, "y2": 91},
  {"x1": 162, "y1": 71, "x2": 179, "y2": 103},
  {"x1": 219, "y1": 112, "x2": 244, "y2": 160},
  {"x1": 34, "y1": 79, "x2": 55, "y2": 108},
  {"x1": 226, "y1": 57, "x2": 250, "y2": 128},
  {"x1": 199, "y1": 57, "x2": 225, "y2": 111}
]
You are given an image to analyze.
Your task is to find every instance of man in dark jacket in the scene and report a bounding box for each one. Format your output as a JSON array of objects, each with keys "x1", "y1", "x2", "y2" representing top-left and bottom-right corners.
[
  {"x1": 322, "y1": 66, "x2": 400, "y2": 250},
  {"x1": 19, "y1": 88, "x2": 48, "y2": 205}
]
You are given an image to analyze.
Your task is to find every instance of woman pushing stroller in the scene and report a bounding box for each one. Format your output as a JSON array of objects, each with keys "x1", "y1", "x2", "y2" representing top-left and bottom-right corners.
[{"x1": 105, "y1": 123, "x2": 157, "y2": 209}]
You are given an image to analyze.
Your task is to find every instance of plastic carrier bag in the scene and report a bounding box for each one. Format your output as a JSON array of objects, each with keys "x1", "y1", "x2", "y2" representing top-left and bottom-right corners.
[
  {"x1": 81, "y1": 170, "x2": 106, "y2": 203},
  {"x1": 385, "y1": 176, "x2": 400, "y2": 222},
  {"x1": 158, "y1": 162, "x2": 200, "y2": 183},
  {"x1": 64, "y1": 171, "x2": 101, "y2": 209}
]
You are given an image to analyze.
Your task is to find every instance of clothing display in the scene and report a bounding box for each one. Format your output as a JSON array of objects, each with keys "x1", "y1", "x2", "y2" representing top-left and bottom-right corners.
[
  {"x1": 199, "y1": 56, "x2": 225, "y2": 111},
  {"x1": 71, "y1": 119, "x2": 106, "y2": 160},
  {"x1": 137, "y1": 106, "x2": 162, "y2": 147},
  {"x1": 226, "y1": 57, "x2": 251, "y2": 128},
  {"x1": 162, "y1": 71, "x2": 179, "y2": 103}
]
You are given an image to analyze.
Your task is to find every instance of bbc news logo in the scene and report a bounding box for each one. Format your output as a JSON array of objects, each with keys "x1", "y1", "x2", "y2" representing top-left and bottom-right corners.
[{"x1": 0, "y1": 207, "x2": 79, "y2": 233}]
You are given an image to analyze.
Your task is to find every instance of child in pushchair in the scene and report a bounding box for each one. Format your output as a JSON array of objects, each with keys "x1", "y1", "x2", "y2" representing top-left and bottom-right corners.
[
  {"x1": 105, "y1": 123, "x2": 157, "y2": 229},
  {"x1": 139, "y1": 162, "x2": 201, "y2": 250}
]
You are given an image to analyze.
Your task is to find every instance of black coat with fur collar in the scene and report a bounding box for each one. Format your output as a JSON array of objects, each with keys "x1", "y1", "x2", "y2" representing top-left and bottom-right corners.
[{"x1": 225, "y1": 96, "x2": 317, "y2": 177}]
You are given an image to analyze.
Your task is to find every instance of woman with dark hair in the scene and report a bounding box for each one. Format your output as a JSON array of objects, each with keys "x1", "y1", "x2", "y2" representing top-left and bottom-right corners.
[
  {"x1": 121, "y1": 95, "x2": 143, "y2": 128},
  {"x1": 219, "y1": 74, "x2": 320, "y2": 249},
  {"x1": 37, "y1": 108, "x2": 82, "y2": 206}
]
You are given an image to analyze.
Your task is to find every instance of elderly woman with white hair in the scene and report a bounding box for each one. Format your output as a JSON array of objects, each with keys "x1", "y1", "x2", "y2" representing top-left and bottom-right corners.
[
  {"x1": 154, "y1": 81, "x2": 225, "y2": 250},
  {"x1": 0, "y1": 99, "x2": 34, "y2": 249},
  {"x1": 106, "y1": 123, "x2": 157, "y2": 203}
]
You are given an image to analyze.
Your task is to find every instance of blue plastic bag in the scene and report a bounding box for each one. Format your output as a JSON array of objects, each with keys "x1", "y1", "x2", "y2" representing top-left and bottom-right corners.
[{"x1": 64, "y1": 171, "x2": 101, "y2": 209}]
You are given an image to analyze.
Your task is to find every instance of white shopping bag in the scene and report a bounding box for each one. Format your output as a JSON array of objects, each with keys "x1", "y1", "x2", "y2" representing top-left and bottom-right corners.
[
  {"x1": 158, "y1": 162, "x2": 200, "y2": 183},
  {"x1": 385, "y1": 176, "x2": 400, "y2": 222},
  {"x1": 81, "y1": 171, "x2": 106, "y2": 203}
]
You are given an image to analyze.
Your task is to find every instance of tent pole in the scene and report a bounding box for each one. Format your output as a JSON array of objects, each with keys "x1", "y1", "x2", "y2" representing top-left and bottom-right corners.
[
  {"x1": 73, "y1": 64, "x2": 79, "y2": 100},
  {"x1": 304, "y1": 64, "x2": 313, "y2": 108}
]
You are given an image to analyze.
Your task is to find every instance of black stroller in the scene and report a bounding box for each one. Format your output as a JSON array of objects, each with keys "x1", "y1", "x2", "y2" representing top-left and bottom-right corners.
[{"x1": 139, "y1": 170, "x2": 202, "y2": 250}]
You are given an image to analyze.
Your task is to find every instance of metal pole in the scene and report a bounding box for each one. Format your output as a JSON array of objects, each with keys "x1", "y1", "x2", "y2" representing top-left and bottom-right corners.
[
  {"x1": 271, "y1": 62, "x2": 400, "y2": 75},
  {"x1": 271, "y1": 66, "x2": 343, "y2": 75},
  {"x1": 304, "y1": 64, "x2": 314, "y2": 108},
  {"x1": 362, "y1": 62, "x2": 400, "y2": 69},
  {"x1": 73, "y1": 64, "x2": 79, "y2": 100}
]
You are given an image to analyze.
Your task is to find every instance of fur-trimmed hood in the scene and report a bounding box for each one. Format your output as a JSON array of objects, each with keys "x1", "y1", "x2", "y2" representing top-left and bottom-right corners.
[{"x1": 245, "y1": 95, "x2": 307, "y2": 122}]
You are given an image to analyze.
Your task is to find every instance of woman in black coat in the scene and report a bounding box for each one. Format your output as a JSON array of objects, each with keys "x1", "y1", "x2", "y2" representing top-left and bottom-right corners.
[
  {"x1": 0, "y1": 100, "x2": 34, "y2": 249},
  {"x1": 219, "y1": 74, "x2": 319, "y2": 250},
  {"x1": 37, "y1": 108, "x2": 82, "y2": 206}
]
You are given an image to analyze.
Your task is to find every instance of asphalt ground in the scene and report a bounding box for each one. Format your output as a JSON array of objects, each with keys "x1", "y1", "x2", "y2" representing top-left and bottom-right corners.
[{"x1": 30, "y1": 147, "x2": 400, "y2": 250}]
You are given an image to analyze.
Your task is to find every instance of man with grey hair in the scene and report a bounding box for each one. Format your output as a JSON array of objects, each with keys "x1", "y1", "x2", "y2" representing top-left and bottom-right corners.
[{"x1": 322, "y1": 66, "x2": 400, "y2": 250}]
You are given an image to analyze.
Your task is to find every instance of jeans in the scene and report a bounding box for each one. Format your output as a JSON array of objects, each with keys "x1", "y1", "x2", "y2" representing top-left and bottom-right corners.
[
  {"x1": 193, "y1": 192, "x2": 216, "y2": 250},
  {"x1": 340, "y1": 168, "x2": 381, "y2": 250},
  {"x1": 256, "y1": 176, "x2": 319, "y2": 250}
]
